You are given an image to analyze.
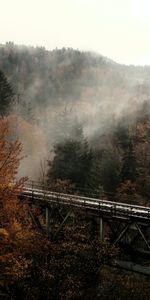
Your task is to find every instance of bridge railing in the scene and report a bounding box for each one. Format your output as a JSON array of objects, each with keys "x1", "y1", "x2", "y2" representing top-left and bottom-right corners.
[{"x1": 22, "y1": 180, "x2": 150, "y2": 220}]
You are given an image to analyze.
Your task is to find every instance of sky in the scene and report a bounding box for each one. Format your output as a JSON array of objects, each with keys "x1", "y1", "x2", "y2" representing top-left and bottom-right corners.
[{"x1": 1, "y1": 0, "x2": 150, "y2": 65}]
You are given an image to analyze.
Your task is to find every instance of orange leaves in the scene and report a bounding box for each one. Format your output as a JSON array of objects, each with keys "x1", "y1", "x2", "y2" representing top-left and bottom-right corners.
[
  {"x1": 0, "y1": 117, "x2": 24, "y2": 185},
  {"x1": 0, "y1": 117, "x2": 41, "y2": 288}
]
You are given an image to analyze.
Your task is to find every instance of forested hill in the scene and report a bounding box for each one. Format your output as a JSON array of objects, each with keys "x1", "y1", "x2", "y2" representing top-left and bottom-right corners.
[
  {"x1": 0, "y1": 42, "x2": 150, "y2": 112},
  {"x1": 1, "y1": 43, "x2": 150, "y2": 299},
  {"x1": 1, "y1": 42, "x2": 150, "y2": 136},
  {"x1": 1, "y1": 42, "x2": 150, "y2": 201},
  {"x1": 0, "y1": 42, "x2": 118, "y2": 108}
]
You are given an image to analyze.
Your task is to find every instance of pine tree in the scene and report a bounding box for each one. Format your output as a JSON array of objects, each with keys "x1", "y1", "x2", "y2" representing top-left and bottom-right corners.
[
  {"x1": 100, "y1": 149, "x2": 120, "y2": 193},
  {"x1": 47, "y1": 137, "x2": 93, "y2": 188},
  {"x1": 0, "y1": 70, "x2": 14, "y2": 116},
  {"x1": 121, "y1": 139, "x2": 137, "y2": 182}
]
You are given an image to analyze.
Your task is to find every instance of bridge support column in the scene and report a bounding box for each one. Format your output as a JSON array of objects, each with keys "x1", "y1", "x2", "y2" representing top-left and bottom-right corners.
[
  {"x1": 99, "y1": 218, "x2": 104, "y2": 241},
  {"x1": 46, "y1": 207, "x2": 51, "y2": 234}
]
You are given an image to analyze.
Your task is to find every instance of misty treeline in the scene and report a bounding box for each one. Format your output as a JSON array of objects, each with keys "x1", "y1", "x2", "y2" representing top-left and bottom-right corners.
[
  {"x1": 47, "y1": 105, "x2": 150, "y2": 207},
  {"x1": 1, "y1": 41, "x2": 150, "y2": 123},
  {"x1": 0, "y1": 42, "x2": 150, "y2": 205}
]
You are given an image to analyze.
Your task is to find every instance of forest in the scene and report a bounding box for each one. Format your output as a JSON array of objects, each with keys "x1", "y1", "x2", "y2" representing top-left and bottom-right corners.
[{"x1": 0, "y1": 42, "x2": 150, "y2": 299}]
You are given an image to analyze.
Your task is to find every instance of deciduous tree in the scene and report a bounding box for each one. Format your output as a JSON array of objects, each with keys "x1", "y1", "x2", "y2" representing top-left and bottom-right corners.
[{"x1": 0, "y1": 118, "x2": 50, "y2": 298}]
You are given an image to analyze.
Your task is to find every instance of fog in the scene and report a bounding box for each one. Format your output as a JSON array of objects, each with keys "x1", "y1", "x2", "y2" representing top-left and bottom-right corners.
[{"x1": 1, "y1": 45, "x2": 150, "y2": 180}]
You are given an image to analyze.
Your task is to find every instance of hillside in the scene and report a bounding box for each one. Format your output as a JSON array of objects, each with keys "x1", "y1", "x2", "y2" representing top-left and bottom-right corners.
[
  {"x1": 0, "y1": 43, "x2": 150, "y2": 119},
  {"x1": 0, "y1": 44, "x2": 149, "y2": 106},
  {"x1": 0, "y1": 43, "x2": 150, "y2": 202}
]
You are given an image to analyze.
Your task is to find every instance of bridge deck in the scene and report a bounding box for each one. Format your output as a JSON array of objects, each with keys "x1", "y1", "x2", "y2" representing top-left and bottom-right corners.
[{"x1": 22, "y1": 184, "x2": 150, "y2": 223}]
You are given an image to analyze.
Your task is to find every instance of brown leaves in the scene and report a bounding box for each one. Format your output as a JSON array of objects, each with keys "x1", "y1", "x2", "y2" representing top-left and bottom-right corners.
[
  {"x1": 0, "y1": 117, "x2": 51, "y2": 291},
  {"x1": 0, "y1": 118, "x2": 23, "y2": 184},
  {"x1": 116, "y1": 180, "x2": 137, "y2": 204}
]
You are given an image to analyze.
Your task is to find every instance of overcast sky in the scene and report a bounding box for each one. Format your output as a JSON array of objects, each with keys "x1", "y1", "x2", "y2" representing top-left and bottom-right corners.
[{"x1": 1, "y1": 0, "x2": 150, "y2": 65}]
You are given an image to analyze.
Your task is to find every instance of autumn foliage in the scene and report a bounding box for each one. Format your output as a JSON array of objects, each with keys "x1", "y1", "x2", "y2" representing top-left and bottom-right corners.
[
  {"x1": 1, "y1": 116, "x2": 149, "y2": 299},
  {"x1": 0, "y1": 118, "x2": 116, "y2": 299},
  {"x1": 0, "y1": 118, "x2": 50, "y2": 298}
]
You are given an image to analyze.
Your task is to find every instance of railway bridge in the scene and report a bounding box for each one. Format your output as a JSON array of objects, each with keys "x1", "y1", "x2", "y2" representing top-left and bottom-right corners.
[{"x1": 21, "y1": 181, "x2": 150, "y2": 257}]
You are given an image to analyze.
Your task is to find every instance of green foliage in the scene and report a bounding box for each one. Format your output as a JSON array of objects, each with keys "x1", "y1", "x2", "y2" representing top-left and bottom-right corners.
[
  {"x1": 48, "y1": 109, "x2": 99, "y2": 189},
  {"x1": 48, "y1": 138, "x2": 93, "y2": 188},
  {"x1": 0, "y1": 70, "x2": 14, "y2": 116},
  {"x1": 99, "y1": 148, "x2": 120, "y2": 193},
  {"x1": 121, "y1": 139, "x2": 137, "y2": 182}
]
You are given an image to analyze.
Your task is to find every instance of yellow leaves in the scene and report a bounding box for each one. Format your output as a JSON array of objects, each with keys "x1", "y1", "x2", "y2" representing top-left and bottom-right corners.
[
  {"x1": 0, "y1": 117, "x2": 53, "y2": 296},
  {"x1": 0, "y1": 182, "x2": 13, "y2": 189},
  {"x1": 0, "y1": 117, "x2": 23, "y2": 187},
  {"x1": 0, "y1": 228, "x2": 9, "y2": 239},
  {"x1": 11, "y1": 219, "x2": 23, "y2": 238},
  {"x1": 10, "y1": 257, "x2": 32, "y2": 279},
  {"x1": 12, "y1": 218, "x2": 21, "y2": 231},
  {"x1": 0, "y1": 255, "x2": 32, "y2": 287},
  {"x1": 0, "y1": 117, "x2": 31, "y2": 287}
]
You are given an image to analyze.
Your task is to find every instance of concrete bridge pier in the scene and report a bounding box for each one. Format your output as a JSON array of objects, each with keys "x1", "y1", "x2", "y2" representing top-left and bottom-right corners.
[
  {"x1": 46, "y1": 207, "x2": 51, "y2": 234},
  {"x1": 99, "y1": 218, "x2": 104, "y2": 241}
]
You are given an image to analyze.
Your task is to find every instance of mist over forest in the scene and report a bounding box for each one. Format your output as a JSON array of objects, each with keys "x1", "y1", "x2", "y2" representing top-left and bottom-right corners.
[
  {"x1": 1, "y1": 42, "x2": 150, "y2": 299},
  {"x1": 0, "y1": 42, "x2": 150, "y2": 203}
]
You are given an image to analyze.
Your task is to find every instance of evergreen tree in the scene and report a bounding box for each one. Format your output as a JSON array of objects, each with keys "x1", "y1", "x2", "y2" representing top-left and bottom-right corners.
[
  {"x1": 121, "y1": 139, "x2": 137, "y2": 182},
  {"x1": 54, "y1": 107, "x2": 84, "y2": 142},
  {"x1": 47, "y1": 137, "x2": 93, "y2": 188},
  {"x1": 0, "y1": 70, "x2": 14, "y2": 116},
  {"x1": 47, "y1": 108, "x2": 94, "y2": 188},
  {"x1": 114, "y1": 121, "x2": 130, "y2": 150},
  {"x1": 84, "y1": 149, "x2": 102, "y2": 190},
  {"x1": 113, "y1": 121, "x2": 137, "y2": 186},
  {"x1": 100, "y1": 149, "x2": 120, "y2": 193}
]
